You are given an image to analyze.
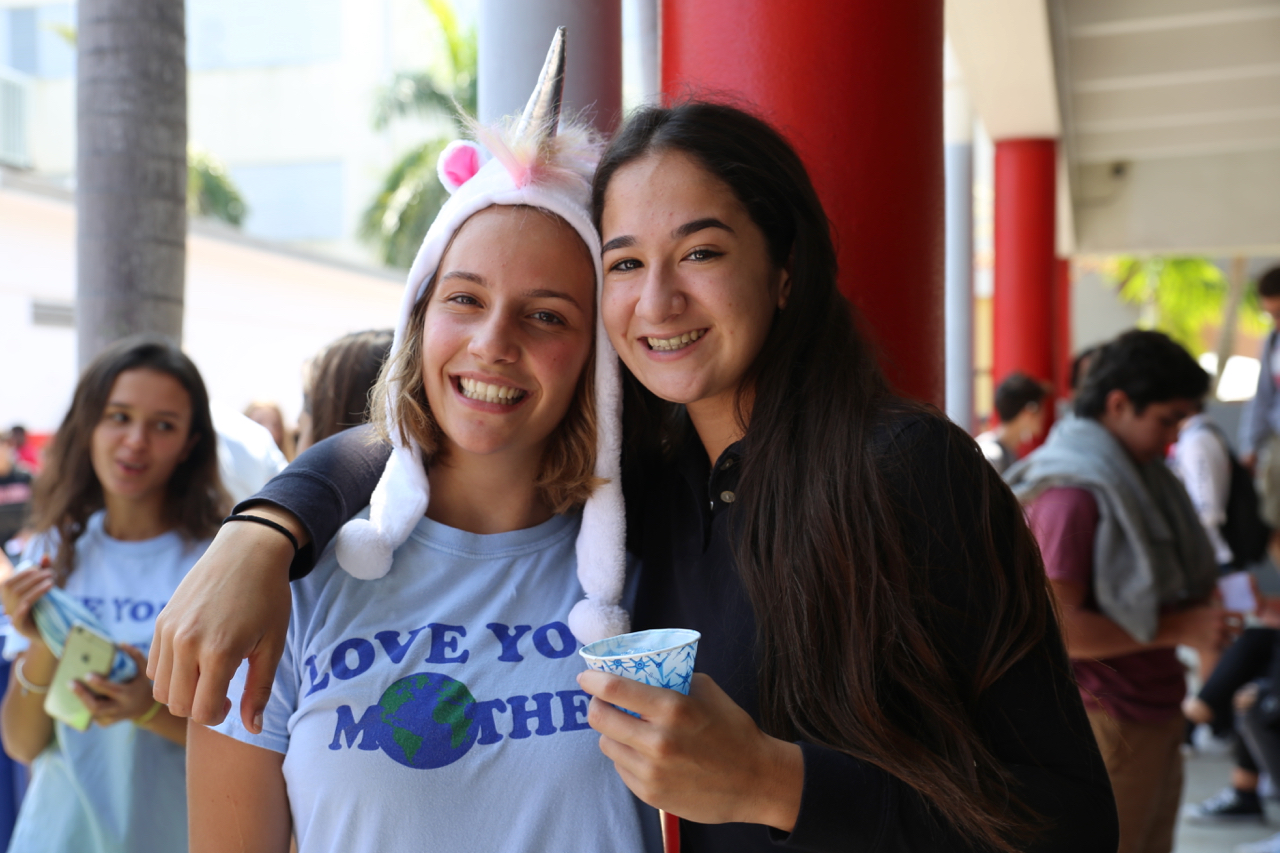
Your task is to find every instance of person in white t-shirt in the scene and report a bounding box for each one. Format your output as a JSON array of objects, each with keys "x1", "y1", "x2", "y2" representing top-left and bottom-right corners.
[
  {"x1": 1171, "y1": 405, "x2": 1235, "y2": 568},
  {"x1": 0, "y1": 335, "x2": 229, "y2": 853},
  {"x1": 188, "y1": 53, "x2": 653, "y2": 853}
]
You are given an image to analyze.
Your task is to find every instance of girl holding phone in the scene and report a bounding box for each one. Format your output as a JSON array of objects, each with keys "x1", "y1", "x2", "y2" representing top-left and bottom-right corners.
[{"x1": 0, "y1": 336, "x2": 226, "y2": 853}]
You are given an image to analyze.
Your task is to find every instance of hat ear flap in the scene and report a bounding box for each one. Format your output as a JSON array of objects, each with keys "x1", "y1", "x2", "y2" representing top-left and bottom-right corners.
[{"x1": 438, "y1": 140, "x2": 482, "y2": 194}]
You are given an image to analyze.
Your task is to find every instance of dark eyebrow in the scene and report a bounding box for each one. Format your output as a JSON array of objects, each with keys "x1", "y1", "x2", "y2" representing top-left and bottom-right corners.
[
  {"x1": 673, "y1": 218, "x2": 734, "y2": 240},
  {"x1": 105, "y1": 401, "x2": 184, "y2": 419},
  {"x1": 524, "y1": 289, "x2": 583, "y2": 311},
  {"x1": 601, "y1": 218, "x2": 733, "y2": 255},
  {"x1": 440, "y1": 270, "x2": 484, "y2": 284},
  {"x1": 601, "y1": 235, "x2": 634, "y2": 254}
]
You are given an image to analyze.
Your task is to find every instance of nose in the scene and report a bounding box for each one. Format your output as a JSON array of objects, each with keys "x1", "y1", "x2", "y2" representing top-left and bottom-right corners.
[
  {"x1": 122, "y1": 421, "x2": 148, "y2": 449},
  {"x1": 633, "y1": 263, "x2": 686, "y2": 326},
  {"x1": 468, "y1": 311, "x2": 520, "y2": 365}
]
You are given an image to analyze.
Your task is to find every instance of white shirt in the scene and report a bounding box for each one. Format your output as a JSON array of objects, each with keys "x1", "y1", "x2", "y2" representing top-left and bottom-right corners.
[
  {"x1": 211, "y1": 402, "x2": 287, "y2": 503},
  {"x1": 1171, "y1": 414, "x2": 1233, "y2": 565}
]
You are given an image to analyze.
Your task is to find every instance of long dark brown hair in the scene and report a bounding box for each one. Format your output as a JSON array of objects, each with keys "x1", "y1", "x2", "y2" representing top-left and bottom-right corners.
[
  {"x1": 31, "y1": 335, "x2": 228, "y2": 577},
  {"x1": 303, "y1": 328, "x2": 394, "y2": 446},
  {"x1": 593, "y1": 102, "x2": 1059, "y2": 851}
]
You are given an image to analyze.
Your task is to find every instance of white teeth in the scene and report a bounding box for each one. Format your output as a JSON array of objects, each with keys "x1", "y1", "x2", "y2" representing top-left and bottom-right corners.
[
  {"x1": 646, "y1": 329, "x2": 705, "y2": 351},
  {"x1": 459, "y1": 377, "x2": 525, "y2": 404}
]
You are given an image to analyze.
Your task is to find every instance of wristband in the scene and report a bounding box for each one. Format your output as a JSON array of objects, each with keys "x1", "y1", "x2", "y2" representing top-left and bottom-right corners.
[
  {"x1": 14, "y1": 657, "x2": 49, "y2": 695},
  {"x1": 135, "y1": 700, "x2": 163, "y2": 726},
  {"x1": 223, "y1": 514, "x2": 301, "y2": 553}
]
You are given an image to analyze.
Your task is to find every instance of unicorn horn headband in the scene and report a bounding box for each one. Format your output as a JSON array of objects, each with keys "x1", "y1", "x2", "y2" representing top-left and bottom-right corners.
[{"x1": 514, "y1": 25, "x2": 565, "y2": 141}]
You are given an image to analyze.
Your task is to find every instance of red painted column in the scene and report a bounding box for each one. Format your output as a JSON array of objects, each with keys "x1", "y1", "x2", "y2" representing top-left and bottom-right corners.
[
  {"x1": 992, "y1": 139, "x2": 1056, "y2": 398},
  {"x1": 661, "y1": 0, "x2": 945, "y2": 405}
]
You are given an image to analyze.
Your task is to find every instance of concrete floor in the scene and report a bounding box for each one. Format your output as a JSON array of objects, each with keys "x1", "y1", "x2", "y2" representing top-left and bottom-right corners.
[{"x1": 1178, "y1": 750, "x2": 1278, "y2": 853}]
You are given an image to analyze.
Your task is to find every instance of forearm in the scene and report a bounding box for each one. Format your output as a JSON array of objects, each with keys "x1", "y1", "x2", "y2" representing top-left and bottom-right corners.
[
  {"x1": 188, "y1": 724, "x2": 290, "y2": 853},
  {"x1": 1, "y1": 646, "x2": 56, "y2": 764},
  {"x1": 138, "y1": 705, "x2": 188, "y2": 746}
]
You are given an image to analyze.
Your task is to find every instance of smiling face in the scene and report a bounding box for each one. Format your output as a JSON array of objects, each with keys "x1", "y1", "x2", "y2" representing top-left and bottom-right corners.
[
  {"x1": 419, "y1": 205, "x2": 595, "y2": 466},
  {"x1": 600, "y1": 150, "x2": 790, "y2": 415},
  {"x1": 90, "y1": 368, "x2": 197, "y2": 506}
]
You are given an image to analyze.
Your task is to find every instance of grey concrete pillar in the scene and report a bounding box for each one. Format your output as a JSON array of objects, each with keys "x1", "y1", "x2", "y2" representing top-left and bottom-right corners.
[
  {"x1": 944, "y1": 42, "x2": 974, "y2": 431},
  {"x1": 479, "y1": 0, "x2": 622, "y2": 134},
  {"x1": 635, "y1": 0, "x2": 659, "y2": 104}
]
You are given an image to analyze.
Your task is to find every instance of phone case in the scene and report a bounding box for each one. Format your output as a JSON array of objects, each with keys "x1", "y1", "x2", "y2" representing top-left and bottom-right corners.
[{"x1": 44, "y1": 624, "x2": 116, "y2": 732}]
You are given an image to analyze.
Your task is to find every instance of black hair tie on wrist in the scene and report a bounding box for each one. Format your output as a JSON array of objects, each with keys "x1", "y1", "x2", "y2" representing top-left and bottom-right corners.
[{"x1": 223, "y1": 514, "x2": 301, "y2": 553}]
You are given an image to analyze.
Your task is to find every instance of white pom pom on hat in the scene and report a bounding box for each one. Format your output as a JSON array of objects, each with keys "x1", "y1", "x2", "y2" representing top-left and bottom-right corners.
[{"x1": 332, "y1": 27, "x2": 629, "y2": 645}]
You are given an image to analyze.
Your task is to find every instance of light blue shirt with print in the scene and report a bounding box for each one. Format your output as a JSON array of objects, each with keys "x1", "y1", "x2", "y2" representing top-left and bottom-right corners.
[
  {"x1": 216, "y1": 509, "x2": 656, "y2": 853},
  {"x1": 4, "y1": 511, "x2": 205, "y2": 853}
]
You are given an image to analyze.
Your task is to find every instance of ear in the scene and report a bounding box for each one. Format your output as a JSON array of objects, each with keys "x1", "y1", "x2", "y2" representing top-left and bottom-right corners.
[
  {"x1": 437, "y1": 141, "x2": 482, "y2": 194},
  {"x1": 1104, "y1": 388, "x2": 1131, "y2": 419},
  {"x1": 776, "y1": 249, "x2": 794, "y2": 310}
]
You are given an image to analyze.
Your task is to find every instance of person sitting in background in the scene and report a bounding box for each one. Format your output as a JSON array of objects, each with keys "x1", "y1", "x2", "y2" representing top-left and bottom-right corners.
[
  {"x1": 1240, "y1": 266, "x2": 1280, "y2": 564},
  {"x1": 975, "y1": 372, "x2": 1047, "y2": 475},
  {"x1": 295, "y1": 329, "x2": 393, "y2": 455},
  {"x1": 1007, "y1": 329, "x2": 1231, "y2": 853},
  {"x1": 0, "y1": 430, "x2": 34, "y2": 549},
  {"x1": 7, "y1": 427, "x2": 40, "y2": 473},
  {"x1": 243, "y1": 402, "x2": 294, "y2": 461}
]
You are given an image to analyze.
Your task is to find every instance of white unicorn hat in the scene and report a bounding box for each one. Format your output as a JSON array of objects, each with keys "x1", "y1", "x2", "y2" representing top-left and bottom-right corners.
[{"x1": 333, "y1": 28, "x2": 629, "y2": 644}]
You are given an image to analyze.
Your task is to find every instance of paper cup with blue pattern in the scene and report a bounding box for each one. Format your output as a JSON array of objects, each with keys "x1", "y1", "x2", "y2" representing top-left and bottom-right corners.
[{"x1": 579, "y1": 628, "x2": 700, "y2": 717}]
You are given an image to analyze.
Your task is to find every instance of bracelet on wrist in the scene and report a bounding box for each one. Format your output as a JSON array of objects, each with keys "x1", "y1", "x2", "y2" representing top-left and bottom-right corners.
[
  {"x1": 222, "y1": 513, "x2": 301, "y2": 553},
  {"x1": 14, "y1": 656, "x2": 49, "y2": 695},
  {"x1": 135, "y1": 700, "x2": 163, "y2": 727}
]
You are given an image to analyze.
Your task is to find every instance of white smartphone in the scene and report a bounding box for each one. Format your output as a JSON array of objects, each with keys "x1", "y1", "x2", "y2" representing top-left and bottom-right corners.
[
  {"x1": 44, "y1": 624, "x2": 115, "y2": 731},
  {"x1": 1219, "y1": 572, "x2": 1258, "y2": 615}
]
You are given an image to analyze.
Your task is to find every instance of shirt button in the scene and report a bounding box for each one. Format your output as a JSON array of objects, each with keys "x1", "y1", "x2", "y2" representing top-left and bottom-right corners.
[
  {"x1": 721, "y1": 458, "x2": 735, "y2": 470},
  {"x1": 720, "y1": 490, "x2": 736, "y2": 503}
]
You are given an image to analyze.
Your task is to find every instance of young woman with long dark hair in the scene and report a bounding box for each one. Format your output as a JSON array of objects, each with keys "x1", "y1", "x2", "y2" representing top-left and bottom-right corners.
[
  {"x1": 148, "y1": 102, "x2": 1117, "y2": 852},
  {"x1": 1, "y1": 335, "x2": 227, "y2": 852}
]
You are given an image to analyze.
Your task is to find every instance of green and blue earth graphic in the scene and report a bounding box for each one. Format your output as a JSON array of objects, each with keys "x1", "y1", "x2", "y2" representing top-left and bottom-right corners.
[{"x1": 376, "y1": 673, "x2": 478, "y2": 769}]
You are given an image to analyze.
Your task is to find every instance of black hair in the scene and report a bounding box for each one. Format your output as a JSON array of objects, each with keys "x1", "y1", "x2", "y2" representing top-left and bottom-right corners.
[
  {"x1": 1069, "y1": 347, "x2": 1098, "y2": 393},
  {"x1": 1258, "y1": 266, "x2": 1280, "y2": 299},
  {"x1": 994, "y1": 373, "x2": 1047, "y2": 422},
  {"x1": 593, "y1": 101, "x2": 1055, "y2": 853},
  {"x1": 1074, "y1": 330, "x2": 1209, "y2": 419}
]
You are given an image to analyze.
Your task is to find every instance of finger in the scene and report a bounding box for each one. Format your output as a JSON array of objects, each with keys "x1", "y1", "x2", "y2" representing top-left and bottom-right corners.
[
  {"x1": 83, "y1": 674, "x2": 126, "y2": 697},
  {"x1": 237, "y1": 640, "x2": 285, "y2": 734},
  {"x1": 150, "y1": 630, "x2": 175, "y2": 705},
  {"x1": 577, "y1": 671, "x2": 677, "y2": 719},
  {"x1": 147, "y1": 617, "x2": 165, "y2": 679},
  {"x1": 188, "y1": 648, "x2": 240, "y2": 727},
  {"x1": 163, "y1": 639, "x2": 200, "y2": 719},
  {"x1": 71, "y1": 680, "x2": 109, "y2": 713},
  {"x1": 585, "y1": 694, "x2": 650, "y2": 746}
]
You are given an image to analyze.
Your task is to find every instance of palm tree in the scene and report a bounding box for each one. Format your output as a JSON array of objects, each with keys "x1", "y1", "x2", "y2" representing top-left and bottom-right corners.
[
  {"x1": 360, "y1": 0, "x2": 476, "y2": 269},
  {"x1": 1111, "y1": 255, "x2": 1266, "y2": 390},
  {"x1": 76, "y1": 0, "x2": 187, "y2": 368}
]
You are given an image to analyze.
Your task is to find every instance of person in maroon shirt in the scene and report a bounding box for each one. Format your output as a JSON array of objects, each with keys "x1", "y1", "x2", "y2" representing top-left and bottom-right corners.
[{"x1": 1012, "y1": 330, "x2": 1233, "y2": 853}]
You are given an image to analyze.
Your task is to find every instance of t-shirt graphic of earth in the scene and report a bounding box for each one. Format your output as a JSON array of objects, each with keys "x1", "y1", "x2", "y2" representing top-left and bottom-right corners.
[{"x1": 377, "y1": 673, "x2": 478, "y2": 769}]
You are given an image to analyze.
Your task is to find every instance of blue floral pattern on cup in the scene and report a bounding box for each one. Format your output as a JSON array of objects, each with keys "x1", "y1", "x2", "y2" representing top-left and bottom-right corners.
[{"x1": 579, "y1": 629, "x2": 700, "y2": 716}]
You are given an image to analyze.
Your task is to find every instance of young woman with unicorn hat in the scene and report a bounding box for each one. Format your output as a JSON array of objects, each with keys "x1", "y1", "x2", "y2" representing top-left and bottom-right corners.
[{"x1": 187, "y1": 32, "x2": 655, "y2": 852}]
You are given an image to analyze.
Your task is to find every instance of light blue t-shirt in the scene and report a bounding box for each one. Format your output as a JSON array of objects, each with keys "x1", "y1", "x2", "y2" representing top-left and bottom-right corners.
[
  {"x1": 216, "y1": 510, "x2": 654, "y2": 853},
  {"x1": 4, "y1": 511, "x2": 206, "y2": 853}
]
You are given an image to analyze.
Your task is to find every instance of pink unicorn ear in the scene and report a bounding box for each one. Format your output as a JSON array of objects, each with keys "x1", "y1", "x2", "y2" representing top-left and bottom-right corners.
[{"x1": 437, "y1": 141, "x2": 482, "y2": 194}]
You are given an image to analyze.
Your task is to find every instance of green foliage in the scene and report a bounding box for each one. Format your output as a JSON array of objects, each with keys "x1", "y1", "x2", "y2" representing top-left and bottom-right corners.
[
  {"x1": 359, "y1": 139, "x2": 449, "y2": 268},
  {"x1": 362, "y1": 0, "x2": 477, "y2": 268},
  {"x1": 188, "y1": 147, "x2": 247, "y2": 227},
  {"x1": 1111, "y1": 256, "x2": 1265, "y2": 354}
]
